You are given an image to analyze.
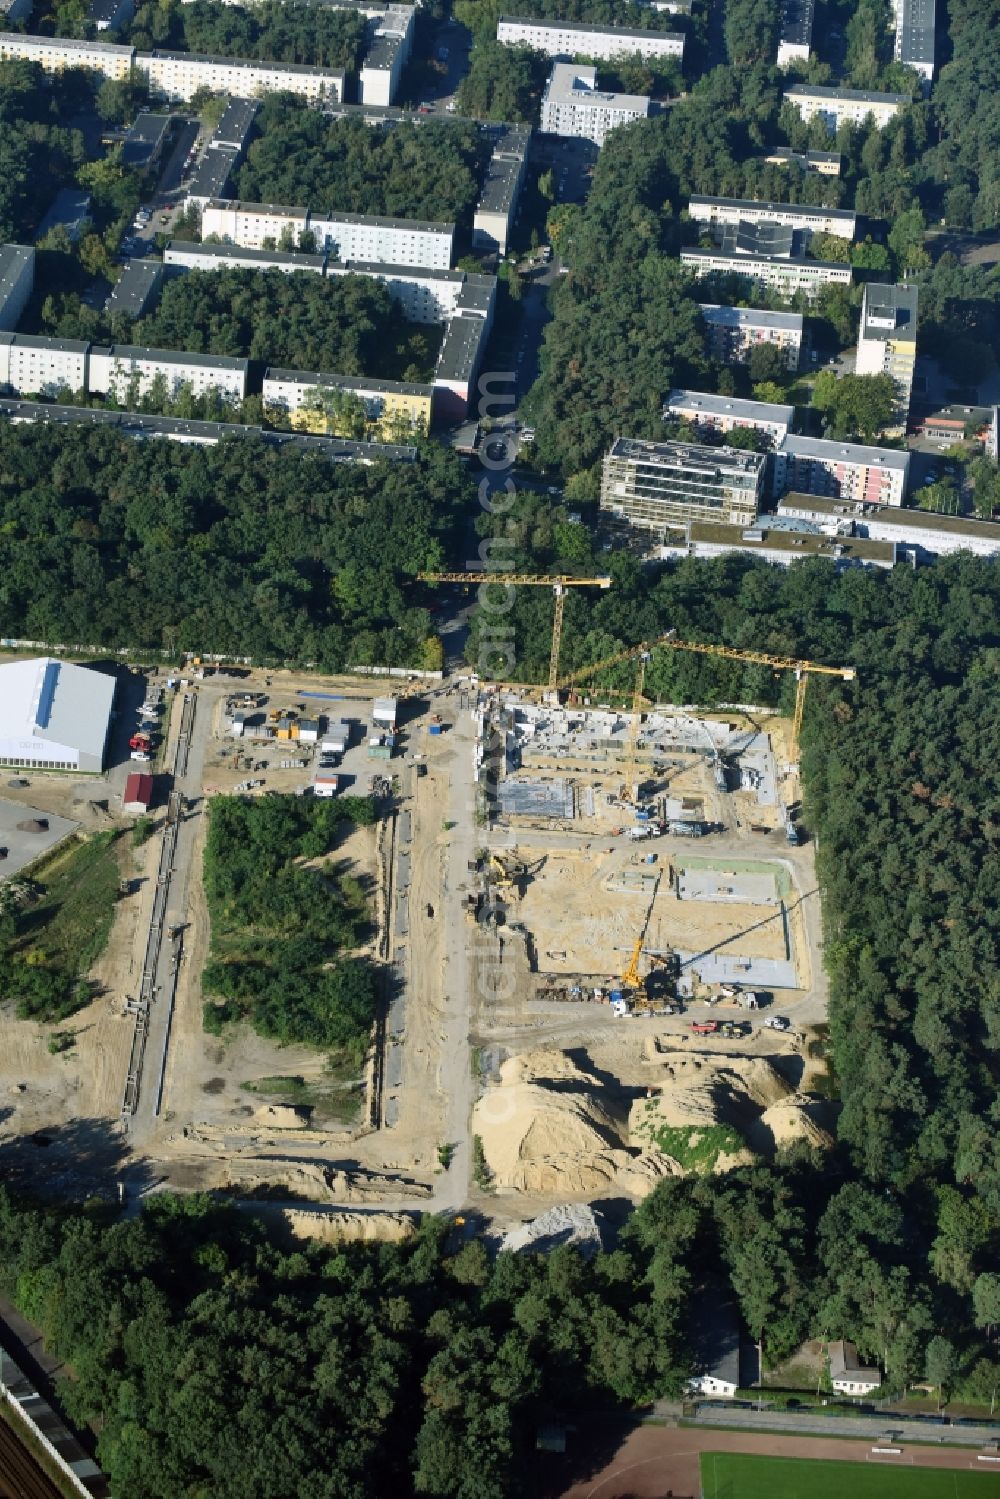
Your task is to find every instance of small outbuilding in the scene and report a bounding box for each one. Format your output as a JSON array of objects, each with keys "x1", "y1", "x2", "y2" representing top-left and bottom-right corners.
[
  {"x1": 826, "y1": 1340, "x2": 881, "y2": 1396},
  {"x1": 298, "y1": 717, "x2": 320, "y2": 744},
  {"x1": 313, "y1": 775, "x2": 339, "y2": 797},
  {"x1": 323, "y1": 721, "x2": 350, "y2": 754},
  {"x1": 373, "y1": 696, "x2": 398, "y2": 730},
  {"x1": 685, "y1": 1289, "x2": 742, "y2": 1398},
  {"x1": 123, "y1": 772, "x2": 153, "y2": 814}
]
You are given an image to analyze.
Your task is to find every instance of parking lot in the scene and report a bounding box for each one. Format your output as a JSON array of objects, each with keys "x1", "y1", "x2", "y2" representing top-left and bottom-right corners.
[{"x1": 0, "y1": 799, "x2": 80, "y2": 881}]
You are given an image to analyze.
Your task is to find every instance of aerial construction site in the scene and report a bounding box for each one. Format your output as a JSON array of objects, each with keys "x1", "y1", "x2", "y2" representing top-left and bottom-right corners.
[{"x1": 0, "y1": 617, "x2": 841, "y2": 1246}]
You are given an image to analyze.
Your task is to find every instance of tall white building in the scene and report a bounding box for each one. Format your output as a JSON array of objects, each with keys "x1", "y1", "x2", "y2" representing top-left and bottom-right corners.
[
  {"x1": 164, "y1": 240, "x2": 327, "y2": 275},
  {"x1": 202, "y1": 201, "x2": 454, "y2": 269},
  {"x1": 689, "y1": 195, "x2": 856, "y2": 241},
  {"x1": 88, "y1": 345, "x2": 249, "y2": 403},
  {"x1": 359, "y1": 3, "x2": 414, "y2": 105},
  {"x1": 0, "y1": 244, "x2": 34, "y2": 332},
  {"x1": 772, "y1": 434, "x2": 910, "y2": 506},
  {"x1": 784, "y1": 84, "x2": 908, "y2": 132},
  {"x1": 540, "y1": 63, "x2": 650, "y2": 147},
  {"x1": 0, "y1": 30, "x2": 133, "y2": 78},
  {"x1": 894, "y1": 0, "x2": 935, "y2": 83},
  {"x1": 0, "y1": 334, "x2": 89, "y2": 398},
  {"x1": 698, "y1": 304, "x2": 803, "y2": 371},
  {"x1": 142, "y1": 49, "x2": 344, "y2": 103},
  {"x1": 473, "y1": 123, "x2": 530, "y2": 257},
  {"x1": 201, "y1": 200, "x2": 309, "y2": 250},
  {"x1": 777, "y1": 494, "x2": 1000, "y2": 557},
  {"x1": 498, "y1": 15, "x2": 683, "y2": 62},
  {"x1": 776, "y1": 0, "x2": 813, "y2": 65},
  {"x1": 854, "y1": 281, "x2": 918, "y2": 436},
  {"x1": 681, "y1": 246, "x2": 851, "y2": 298}
]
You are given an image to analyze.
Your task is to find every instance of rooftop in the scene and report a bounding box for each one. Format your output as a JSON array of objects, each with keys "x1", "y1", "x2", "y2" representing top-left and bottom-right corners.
[
  {"x1": 0, "y1": 658, "x2": 115, "y2": 761},
  {"x1": 312, "y1": 206, "x2": 455, "y2": 235},
  {"x1": 608, "y1": 435, "x2": 767, "y2": 473},
  {"x1": 88, "y1": 0, "x2": 128, "y2": 22},
  {"x1": 167, "y1": 238, "x2": 327, "y2": 270},
  {"x1": 766, "y1": 146, "x2": 841, "y2": 165},
  {"x1": 698, "y1": 303, "x2": 803, "y2": 331},
  {"x1": 362, "y1": 29, "x2": 405, "y2": 70},
  {"x1": 206, "y1": 198, "x2": 307, "y2": 220},
  {"x1": 720, "y1": 220, "x2": 796, "y2": 257},
  {"x1": 779, "y1": 0, "x2": 813, "y2": 47},
  {"x1": 149, "y1": 47, "x2": 345, "y2": 80},
  {"x1": 0, "y1": 331, "x2": 90, "y2": 354},
  {"x1": 0, "y1": 245, "x2": 32, "y2": 311},
  {"x1": 683, "y1": 245, "x2": 850, "y2": 272},
  {"x1": 785, "y1": 83, "x2": 909, "y2": 104},
  {"x1": 779, "y1": 433, "x2": 909, "y2": 470},
  {"x1": 94, "y1": 343, "x2": 250, "y2": 372},
  {"x1": 691, "y1": 194, "x2": 854, "y2": 222},
  {"x1": 124, "y1": 110, "x2": 172, "y2": 146},
  {"x1": 477, "y1": 152, "x2": 525, "y2": 216},
  {"x1": 37, "y1": 188, "x2": 92, "y2": 244},
  {"x1": 860, "y1": 280, "x2": 918, "y2": 338},
  {"x1": 500, "y1": 13, "x2": 682, "y2": 39},
  {"x1": 264, "y1": 367, "x2": 433, "y2": 397},
  {"x1": 543, "y1": 62, "x2": 650, "y2": 113},
  {"x1": 213, "y1": 96, "x2": 259, "y2": 149},
  {"x1": 779, "y1": 493, "x2": 1000, "y2": 539},
  {"x1": 339, "y1": 257, "x2": 463, "y2": 281},
  {"x1": 897, "y1": 0, "x2": 935, "y2": 65},
  {"x1": 667, "y1": 388, "x2": 795, "y2": 426},
  {"x1": 688, "y1": 1290, "x2": 741, "y2": 1391},
  {"x1": 186, "y1": 147, "x2": 238, "y2": 200},
  {"x1": 688, "y1": 519, "x2": 895, "y2": 563},
  {"x1": 0, "y1": 29, "x2": 132, "y2": 54},
  {"x1": 104, "y1": 259, "x2": 165, "y2": 318},
  {"x1": 827, "y1": 1341, "x2": 881, "y2": 1385},
  {"x1": 435, "y1": 314, "x2": 486, "y2": 381}
]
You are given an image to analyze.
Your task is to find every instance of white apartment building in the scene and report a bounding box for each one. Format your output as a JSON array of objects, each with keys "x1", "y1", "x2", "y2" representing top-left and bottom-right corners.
[
  {"x1": 309, "y1": 210, "x2": 454, "y2": 270},
  {"x1": 698, "y1": 304, "x2": 803, "y2": 371},
  {"x1": 784, "y1": 84, "x2": 908, "y2": 132},
  {"x1": 0, "y1": 334, "x2": 88, "y2": 397},
  {"x1": 681, "y1": 246, "x2": 851, "y2": 299},
  {"x1": 854, "y1": 281, "x2": 918, "y2": 435},
  {"x1": 661, "y1": 519, "x2": 896, "y2": 570},
  {"x1": 689, "y1": 195, "x2": 856, "y2": 241},
  {"x1": 665, "y1": 389, "x2": 794, "y2": 445},
  {"x1": 0, "y1": 244, "x2": 34, "y2": 332},
  {"x1": 473, "y1": 123, "x2": 530, "y2": 256},
  {"x1": 164, "y1": 240, "x2": 327, "y2": 275},
  {"x1": 88, "y1": 345, "x2": 249, "y2": 403},
  {"x1": 772, "y1": 434, "x2": 910, "y2": 506},
  {"x1": 540, "y1": 63, "x2": 650, "y2": 147},
  {"x1": 776, "y1": 0, "x2": 813, "y2": 66},
  {"x1": 894, "y1": 0, "x2": 935, "y2": 83},
  {"x1": 327, "y1": 261, "x2": 496, "y2": 325},
  {"x1": 359, "y1": 4, "x2": 414, "y2": 106},
  {"x1": 777, "y1": 493, "x2": 1000, "y2": 558},
  {"x1": 262, "y1": 369, "x2": 433, "y2": 432},
  {"x1": 201, "y1": 201, "x2": 310, "y2": 249},
  {"x1": 433, "y1": 314, "x2": 489, "y2": 420},
  {"x1": 498, "y1": 15, "x2": 683, "y2": 62},
  {"x1": 0, "y1": 31, "x2": 134, "y2": 78},
  {"x1": 141, "y1": 50, "x2": 344, "y2": 103}
]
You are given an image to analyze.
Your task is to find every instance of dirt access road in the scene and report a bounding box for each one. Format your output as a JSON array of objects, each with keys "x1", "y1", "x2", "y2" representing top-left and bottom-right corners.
[{"x1": 553, "y1": 1421, "x2": 998, "y2": 1497}]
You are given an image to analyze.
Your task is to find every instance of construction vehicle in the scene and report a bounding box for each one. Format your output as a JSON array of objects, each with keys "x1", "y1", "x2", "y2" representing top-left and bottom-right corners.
[
  {"x1": 619, "y1": 872, "x2": 678, "y2": 1014},
  {"x1": 691, "y1": 1020, "x2": 719, "y2": 1034},
  {"x1": 764, "y1": 1015, "x2": 790, "y2": 1031},
  {"x1": 555, "y1": 633, "x2": 855, "y2": 764},
  {"x1": 417, "y1": 572, "x2": 612, "y2": 689},
  {"x1": 129, "y1": 732, "x2": 152, "y2": 751}
]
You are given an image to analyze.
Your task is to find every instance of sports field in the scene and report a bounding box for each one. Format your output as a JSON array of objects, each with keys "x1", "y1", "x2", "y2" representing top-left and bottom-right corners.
[{"x1": 701, "y1": 1452, "x2": 999, "y2": 1498}]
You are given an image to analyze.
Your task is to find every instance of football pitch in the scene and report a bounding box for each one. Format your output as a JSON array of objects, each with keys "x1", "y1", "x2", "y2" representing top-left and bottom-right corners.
[{"x1": 700, "y1": 1452, "x2": 999, "y2": 1498}]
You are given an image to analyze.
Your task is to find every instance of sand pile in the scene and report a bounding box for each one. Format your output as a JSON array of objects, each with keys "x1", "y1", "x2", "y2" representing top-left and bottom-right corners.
[
  {"x1": 253, "y1": 1104, "x2": 309, "y2": 1130},
  {"x1": 641, "y1": 1050, "x2": 792, "y2": 1124},
  {"x1": 757, "y1": 1098, "x2": 834, "y2": 1151}
]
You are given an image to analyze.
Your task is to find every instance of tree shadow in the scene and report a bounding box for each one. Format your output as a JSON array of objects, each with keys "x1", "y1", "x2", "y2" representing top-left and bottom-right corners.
[
  {"x1": 0, "y1": 1114, "x2": 157, "y2": 1206},
  {"x1": 537, "y1": 1415, "x2": 697, "y2": 1499}
]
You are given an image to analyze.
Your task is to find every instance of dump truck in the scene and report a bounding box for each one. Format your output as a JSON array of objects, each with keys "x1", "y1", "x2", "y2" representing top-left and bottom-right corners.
[{"x1": 690, "y1": 1020, "x2": 719, "y2": 1034}]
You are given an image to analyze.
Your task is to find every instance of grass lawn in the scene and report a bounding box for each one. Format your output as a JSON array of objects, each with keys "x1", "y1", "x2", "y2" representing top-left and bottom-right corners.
[{"x1": 701, "y1": 1453, "x2": 998, "y2": 1498}]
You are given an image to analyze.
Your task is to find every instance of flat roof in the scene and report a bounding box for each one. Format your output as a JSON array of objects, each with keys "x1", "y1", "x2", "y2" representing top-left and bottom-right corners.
[
  {"x1": 608, "y1": 435, "x2": 766, "y2": 471},
  {"x1": 786, "y1": 83, "x2": 909, "y2": 104},
  {"x1": 689, "y1": 520, "x2": 895, "y2": 562},
  {"x1": 149, "y1": 48, "x2": 344, "y2": 79},
  {"x1": 779, "y1": 0, "x2": 813, "y2": 48},
  {"x1": 125, "y1": 111, "x2": 172, "y2": 145},
  {"x1": 186, "y1": 148, "x2": 238, "y2": 199},
  {"x1": 362, "y1": 30, "x2": 404, "y2": 69},
  {"x1": 767, "y1": 146, "x2": 841, "y2": 164},
  {"x1": 897, "y1": 0, "x2": 935, "y2": 64},
  {"x1": 166, "y1": 238, "x2": 327, "y2": 270},
  {"x1": 311, "y1": 207, "x2": 455, "y2": 234},
  {"x1": 435, "y1": 314, "x2": 486, "y2": 380},
  {"x1": 698, "y1": 303, "x2": 803, "y2": 331},
  {"x1": 720, "y1": 220, "x2": 795, "y2": 256},
  {"x1": 0, "y1": 332, "x2": 89, "y2": 354},
  {"x1": 264, "y1": 367, "x2": 433, "y2": 396},
  {"x1": 477, "y1": 152, "x2": 524, "y2": 216},
  {"x1": 860, "y1": 280, "x2": 918, "y2": 336},
  {"x1": 778, "y1": 493, "x2": 1000, "y2": 539},
  {"x1": 104, "y1": 259, "x2": 164, "y2": 317},
  {"x1": 0, "y1": 245, "x2": 33, "y2": 309},
  {"x1": 543, "y1": 62, "x2": 650, "y2": 112},
  {"x1": 500, "y1": 14, "x2": 681, "y2": 38},
  {"x1": 667, "y1": 388, "x2": 795, "y2": 425},
  {"x1": 213, "y1": 96, "x2": 259, "y2": 148},
  {"x1": 94, "y1": 343, "x2": 249, "y2": 372},
  {"x1": 0, "y1": 658, "x2": 115, "y2": 761},
  {"x1": 682, "y1": 246, "x2": 851, "y2": 272},
  {"x1": 779, "y1": 433, "x2": 909, "y2": 470},
  {"x1": 338, "y1": 257, "x2": 463, "y2": 281},
  {"x1": 691, "y1": 194, "x2": 854, "y2": 222},
  {"x1": 0, "y1": 398, "x2": 418, "y2": 459},
  {"x1": 0, "y1": 29, "x2": 132, "y2": 54},
  {"x1": 205, "y1": 198, "x2": 307, "y2": 219}
]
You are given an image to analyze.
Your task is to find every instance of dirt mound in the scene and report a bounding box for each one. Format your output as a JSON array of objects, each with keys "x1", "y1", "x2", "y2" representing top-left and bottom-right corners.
[
  {"x1": 253, "y1": 1105, "x2": 309, "y2": 1130},
  {"x1": 756, "y1": 1098, "x2": 834, "y2": 1152}
]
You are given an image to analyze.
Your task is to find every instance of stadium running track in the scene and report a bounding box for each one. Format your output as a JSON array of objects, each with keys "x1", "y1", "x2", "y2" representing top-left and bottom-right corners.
[{"x1": 556, "y1": 1422, "x2": 998, "y2": 1498}]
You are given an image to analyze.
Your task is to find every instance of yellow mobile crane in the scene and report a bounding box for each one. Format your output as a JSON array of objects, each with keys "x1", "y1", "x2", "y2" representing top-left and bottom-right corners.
[
  {"x1": 556, "y1": 633, "x2": 855, "y2": 764},
  {"x1": 620, "y1": 870, "x2": 665, "y2": 1010},
  {"x1": 416, "y1": 573, "x2": 612, "y2": 690}
]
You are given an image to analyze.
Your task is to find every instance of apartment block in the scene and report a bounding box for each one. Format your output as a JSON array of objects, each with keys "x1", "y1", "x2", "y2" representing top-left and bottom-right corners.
[
  {"x1": 328, "y1": 261, "x2": 495, "y2": 324},
  {"x1": 0, "y1": 398, "x2": 418, "y2": 463},
  {"x1": 473, "y1": 123, "x2": 530, "y2": 256},
  {"x1": 661, "y1": 518, "x2": 896, "y2": 569},
  {"x1": 665, "y1": 389, "x2": 794, "y2": 445},
  {"x1": 359, "y1": 3, "x2": 414, "y2": 106},
  {"x1": 698, "y1": 304, "x2": 803, "y2": 371},
  {"x1": 784, "y1": 84, "x2": 908, "y2": 132},
  {"x1": 164, "y1": 239, "x2": 327, "y2": 275},
  {"x1": 894, "y1": 0, "x2": 935, "y2": 83},
  {"x1": 201, "y1": 200, "x2": 310, "y2": 250},
  {"x1": 854, "y1": 281, "x2": 918, "y2": 435},
  {"x1": 142, "y1": 49, "x2": 344, "y2": 103},
  {"x1": 309, "y1": 210, "x2": 454, "y2": 269},
  {"x1": 104, "y1": 258, "x2": 166, "y2": 320},
  {"x1": 263, "y1": 369, "x2": 433, "y2": 436},
  {"x1": 0, "y1": 31, "x2": 134, "y2": 78},
  {"x1": 88, "y1": 344, "x2": 249, "y2": 403},
  {"x1": 764, "y1": 147, "x2": 841, "y2": 176},
  {"x1": 690, "y1": 195, "x2": 856, "y2": 241},
  {"x1": 681, "y1": 246, "x2": 851, "y2": 299},
  {"x1": 498, "y1": 15, "x2": 683, "y2": 61},
  {"x1": 776, "y1": 0, "x2": 813, "y2": 66},
  {"x1": 772, "y1": 433, "x2": 910, "y2": 506},
  {"x1": 540, "y1": 63, "x2": 650, "y2": 147},
  {"x1": 0, "y1": 244, "x2": 34, "y2": 332},
  {"x1": 777, "y1": 493, "x2": 1000, "y2": 558},
  {"x1": 600, "y1": 437, "x2": 765, "y2": 536},
  {"x1": 0, "y1": 334, "x2": 89, "y2": 398},
  {"x1": 433, "y1": 314, "x2": 489, "y2": 420}
]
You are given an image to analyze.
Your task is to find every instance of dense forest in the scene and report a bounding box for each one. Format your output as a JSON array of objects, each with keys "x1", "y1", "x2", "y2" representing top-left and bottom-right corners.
[
  {"x1": 132, "y1": 267, "x2": 440, "y2": 380},
  {"x1": 236, "y1": 108, "x2": 487, "y2": 226},
  {"x1": 126, "y1": 0, "x2": 367, "y2": 71},
  {"x1": 0, "y1": 424, "x2": 465, "y2": 665},
  {"x1": 0, "y1": 60, "x2": 90, "y2": 242},
  {"x1": 202, "y1": 795, "x2": 378, "y2": 1055},
  {"x1": 455, "y1": 40, "x2": 549, "y2": 122}
]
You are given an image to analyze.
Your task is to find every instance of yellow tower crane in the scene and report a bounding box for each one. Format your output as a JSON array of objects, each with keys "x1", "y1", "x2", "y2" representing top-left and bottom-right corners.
[
  {"x1": 557, "y1": 633, "x2": 855, "y2": 764},
  {"x1": 416, "y1": 573, "x2": 612, "y2": 690}
]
